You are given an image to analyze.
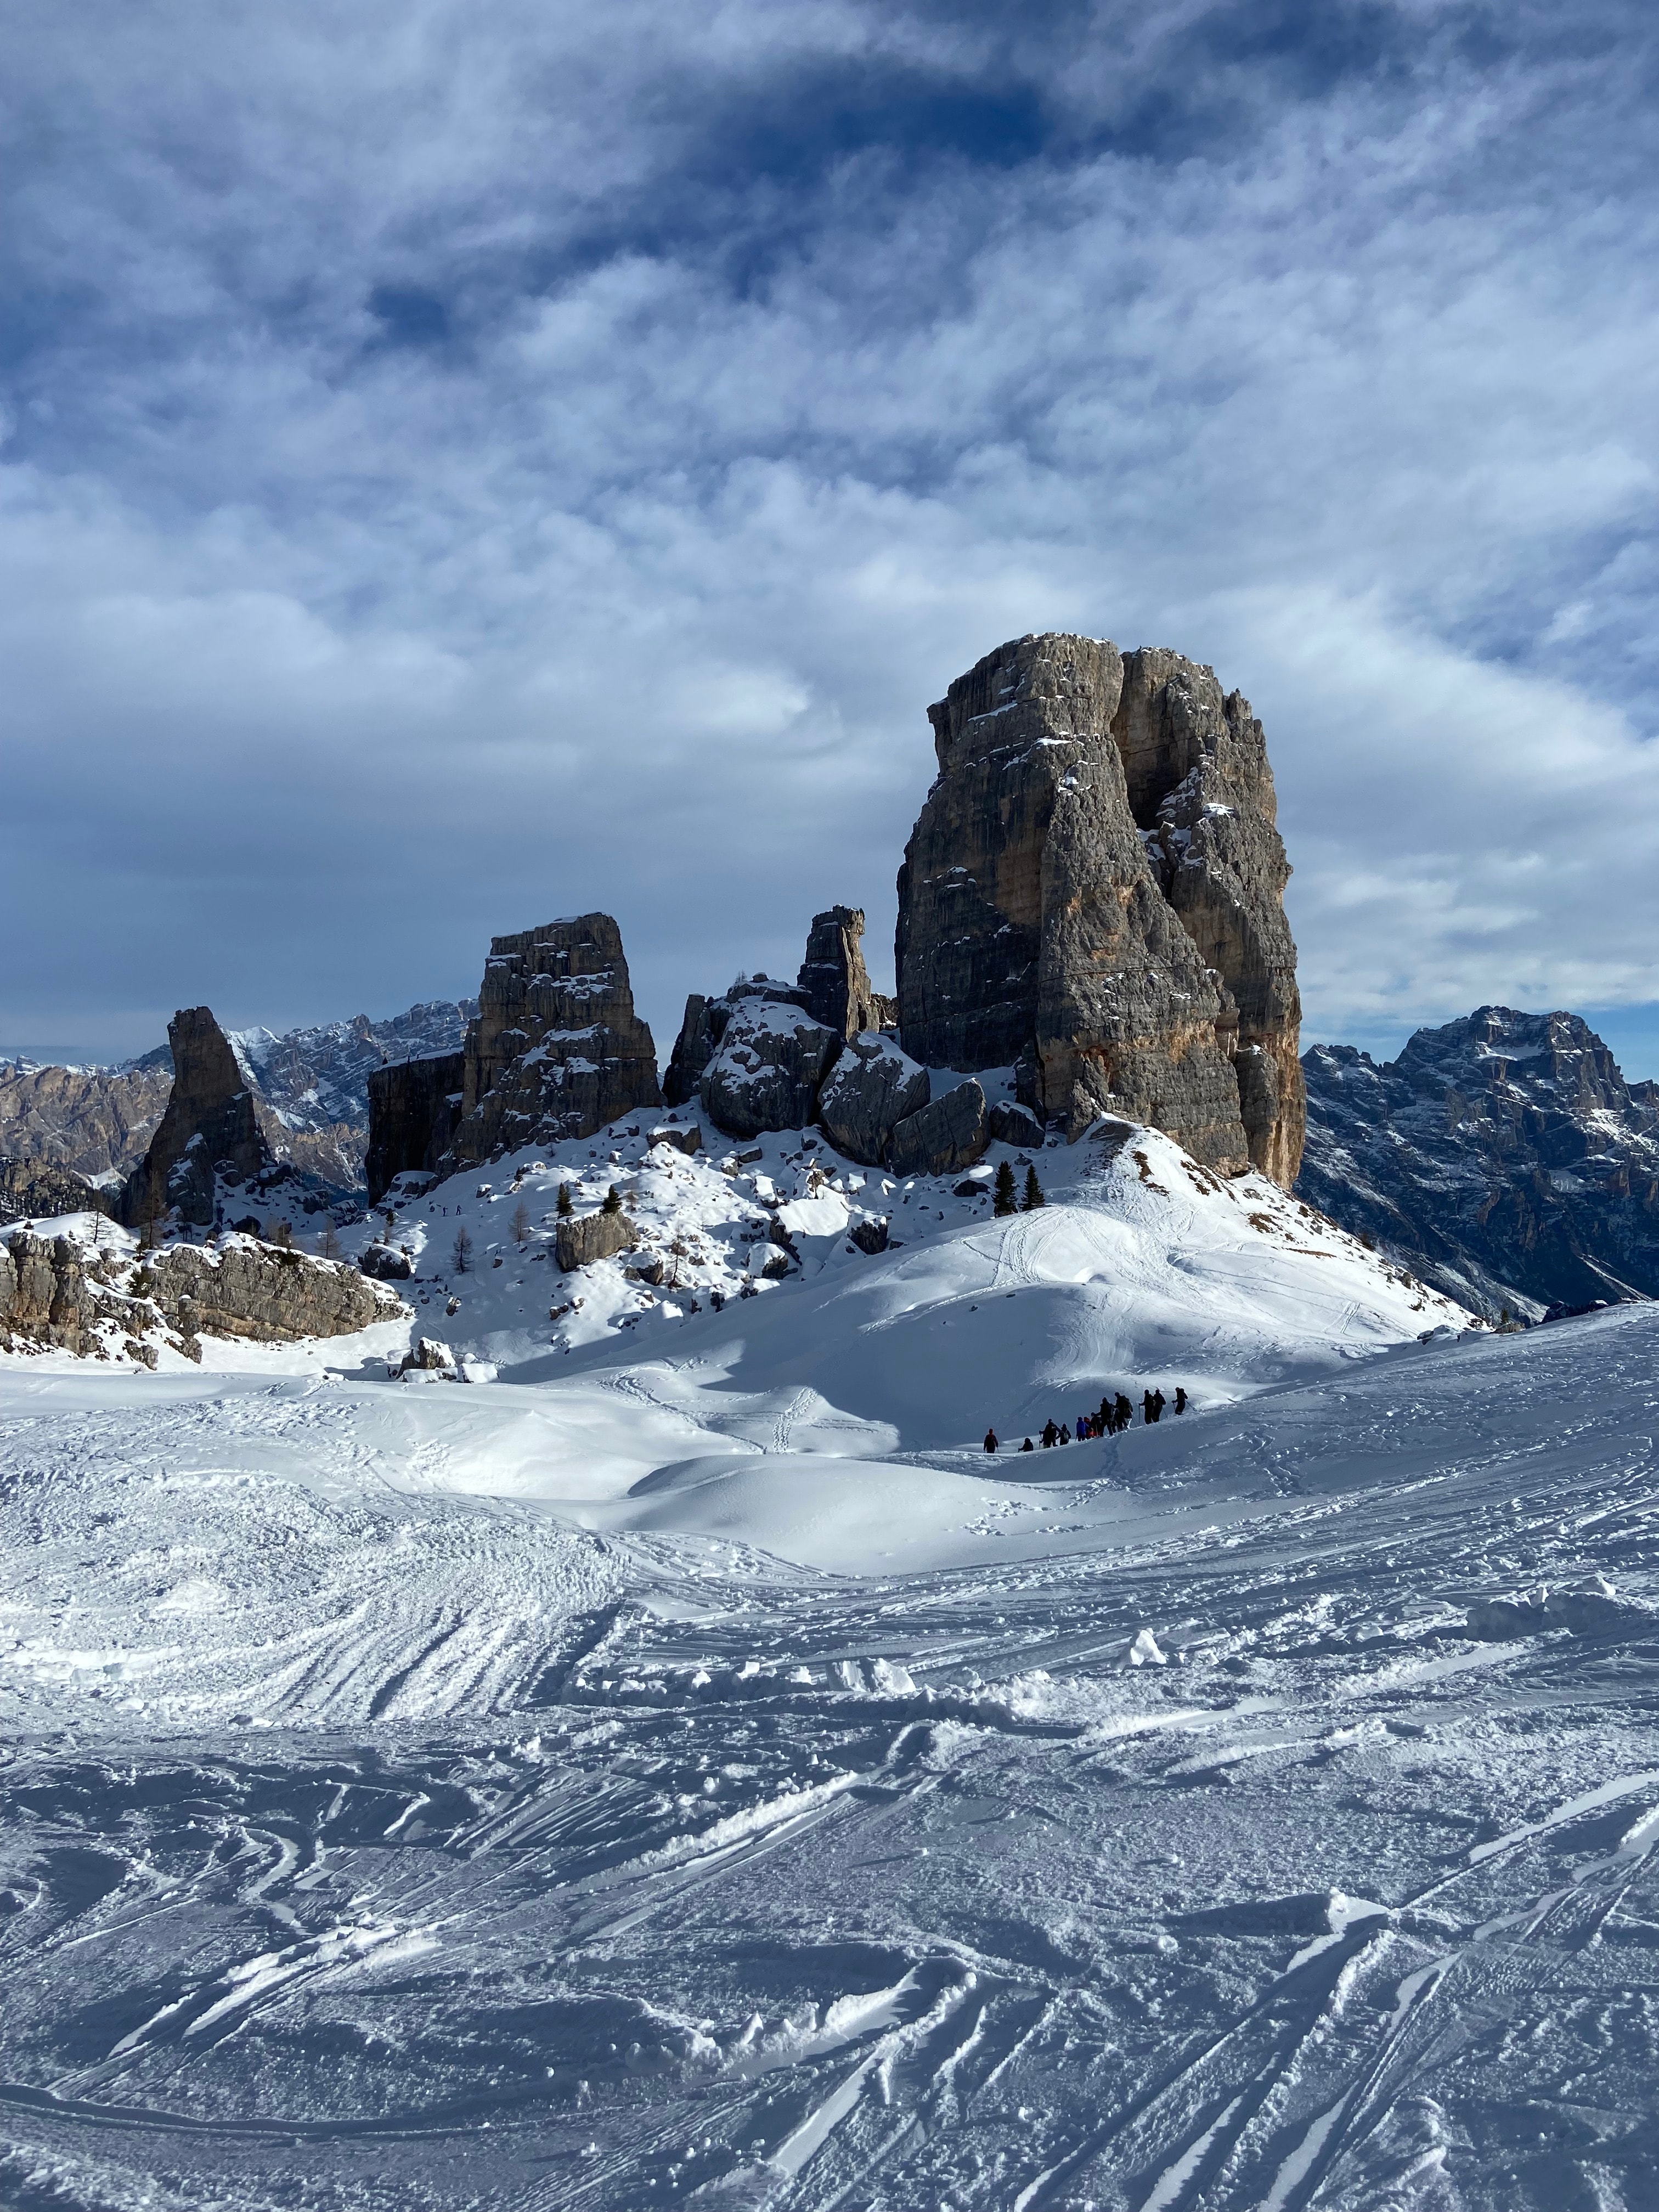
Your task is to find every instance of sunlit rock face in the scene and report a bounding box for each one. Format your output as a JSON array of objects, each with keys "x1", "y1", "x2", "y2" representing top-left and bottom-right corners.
[{"x1": 896, "y1": 632, "x2": 1305, "y2": 1184}]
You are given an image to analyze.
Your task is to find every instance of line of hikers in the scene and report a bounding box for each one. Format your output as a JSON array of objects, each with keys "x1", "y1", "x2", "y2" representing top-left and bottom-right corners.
[{"x1": 983, "y1": 1386, "x2": 1188, "y2": 1454}]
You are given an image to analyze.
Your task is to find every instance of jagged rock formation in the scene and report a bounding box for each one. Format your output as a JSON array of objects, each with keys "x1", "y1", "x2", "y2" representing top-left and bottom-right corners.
[
  {"x1": 887, "y1": 1080, "x2": 989, "y2": 1178},
  {"x1": 365, "y1": 1053, "x2": 465, "y2": 1202},
  {"x1": 663, "y1": 977, "x2": 805, "y2": 1108},
  {"x1": 0, "y1": 1000, "x2": 474, "y2": 1193},
  {"x1": 1, "y1": 1156, "x2": 114, "y2": 1224},
  {"x1": 120, "y1": 1009, "x2": 273, "y2": 1230},
  {"x1": 796, "y1": 907, "x2": 889, "y2": 1040},
  {"x1": 1, "y1": 1229, "x2": 402, "y2": 1357},
  {"x1": 896, "y1": 633, "x2": 1304, "y2": 1183},
  {"x1": 817, "y1": 1034, "x2": 930, "y2": 1165},
  {"x1": 365, "y1": 918, "x2": 659, "y2": 1194},
  {"x1": 447, "y1": 915, "x2": 661, "y2": 1167},
  {"x1": 1297, "y1": 1007, "x2": 1659, "y2": 1320}
]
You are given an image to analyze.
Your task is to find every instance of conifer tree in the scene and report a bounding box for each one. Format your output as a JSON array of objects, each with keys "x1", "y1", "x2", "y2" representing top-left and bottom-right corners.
[
  {"x1": 556, "y1": 1183, "x2": 574, "y2": 1218},
  {"x1": 1022, "y1": 1164, "x2": 1046, "y2": 1211},
  {"x1": 994, "y1": 1160, "x2": 1018, "y2": 1216},
  {"x1": 601, "y1": 1184, "x2": 623, "y2": 1217}
]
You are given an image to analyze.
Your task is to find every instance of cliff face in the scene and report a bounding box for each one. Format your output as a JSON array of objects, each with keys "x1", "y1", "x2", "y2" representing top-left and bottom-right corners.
[
  {"x1": 120, "y1": 1008, "x2": 272, "y2": 1229},
  {"x1": 896, "y1": 633, "x2": 1304, "y2": 1184},
  {"x1": 365, "y1": 917, "x2": 661, "y2": 1187},
  {"x1": 1297, "y1": 1007, "x2": 1659, "y2": 1319},
  {"x1": 0, "y1": 1057, "x2": 171, "y2": 1182}
]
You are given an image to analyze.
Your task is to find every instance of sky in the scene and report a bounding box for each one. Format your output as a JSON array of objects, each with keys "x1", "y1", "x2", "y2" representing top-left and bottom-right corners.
[{"x1": 4, "y1": 0, "x2": 1658, "y2": 1078}]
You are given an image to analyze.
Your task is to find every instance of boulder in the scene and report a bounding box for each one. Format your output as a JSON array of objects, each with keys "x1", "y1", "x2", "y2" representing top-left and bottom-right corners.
[
  {"x1": 441, "y1": 914, "x2": 661, "y2": 1167},
  {"x1": 700, "y1": 1001, "x2": 843, "y2": 1139},
  {"x1": 887, "y1": 1080, "x2": 989, "y2": 1177},
  {"x1": 816, "y1": 1033, "x2": 930, "y2": 1164},
  {"x1": 120, "y1": 1008, "x2": 273, "y2": 1229},
  {"x1": 400, "y1": 1336, "x2": 455, "y2": 1373},
  {"x1": 359, "y1": 1243, "x2": 415, "y2": 1282},
  {"x1": 648, "y1": 1123, "x2": 702, "y2": 1155},
  {"x1": 796, "y1": 906, "x2": 883, "y2": 1040},
  {"x1": 365, "y1": 1052, "x2": 465, "y2": 1202},
  {"x1": 895, "y1": 634, "x2": 1304, "y2": 1184},
  {"x1": 988, "y1": 1101, "x2": 1045, "y2": 1150},
  {"x1": 850, "y1": 1217, "x2": 890, "y2": 1254},
  {"x1": 555, "y1": 1209, "x2": 640, "y2": 1272}
]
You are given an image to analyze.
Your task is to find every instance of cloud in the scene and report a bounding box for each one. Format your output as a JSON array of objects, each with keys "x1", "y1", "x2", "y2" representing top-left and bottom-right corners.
[{"x1": 3, "y1": 0, "x2": 1657, "y2": 1071}]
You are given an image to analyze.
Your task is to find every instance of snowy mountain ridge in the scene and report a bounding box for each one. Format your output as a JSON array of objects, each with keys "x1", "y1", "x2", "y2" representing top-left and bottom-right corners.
[{"x1": 1297, "y1": 1003, "x2": 1659, "y2": 1321}]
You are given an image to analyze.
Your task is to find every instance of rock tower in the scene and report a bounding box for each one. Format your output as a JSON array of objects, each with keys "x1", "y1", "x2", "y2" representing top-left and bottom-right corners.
[{"x1": 896, "y1": 633, "x2": 1305, "y2": 1184}]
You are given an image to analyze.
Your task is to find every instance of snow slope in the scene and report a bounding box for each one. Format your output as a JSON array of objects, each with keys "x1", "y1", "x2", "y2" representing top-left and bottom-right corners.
[{"x1": 3, "y1": 1122, "x2": 1654, "y2": 2210}]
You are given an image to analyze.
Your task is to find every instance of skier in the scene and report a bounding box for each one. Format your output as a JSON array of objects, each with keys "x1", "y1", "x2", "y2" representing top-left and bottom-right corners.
[
  {"x1": 1041, "y1": 1419, "x2": 1059, "y2": 1449},
  {"x1": 1115, "y1": 1393, "x2": 1133, "y2": 1433},
  {"x1": 1142, "y1": 1389, "x2": 1157, "y2": 1425},
  {"x1": 984, "y1": 1427, "x2": 998, "y2": 1454},
  {"x1": 1059, "y1": 1423, "x2": 1071, "y2": 1444},
  {"x1": 1020, "y1": 1436, "x2": 1035, "y2": 1452},
  {"x1": 1152, "y1": 1389, "x2": 1166, "y2": 1422},
  {"x1": 1175, "y1": 1386, "x2": 1188, "y2": 1414}
]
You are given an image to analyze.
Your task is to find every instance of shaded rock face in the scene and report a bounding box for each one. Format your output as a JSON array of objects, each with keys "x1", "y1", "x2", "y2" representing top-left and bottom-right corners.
[
  {"x1": 555, "y1": 1209, "x2": 640, "y2": 1272},
  {"x1": 0, "y1": 1058, "x2": 171, "y2": 1182},
  {"x1": 120, "y1": 1009, "x2": 273, "y2": 1230},
  {"x1": 448, "y1": 915, "x2": 661, "y2": 1166},
  {"x1": 366, "y1": 918, "x2": 659, "y2": 1188},
  {"x1": 365, "y1": 1053, "x2": 465, "y2": 1202},
  {"x1": 1297, "y1": 1007, "x2": 1659, "y2": 1320},
  {"x1": 0, "y1": 1156, "x2": 115, "y2": 1224},
  {"x1": 797, "y1": 907, "x2": 883, "y2": 1040},
  {"x1": 700, "y1": 1001, "x2": 842, "y2": 1141},
  {"x1": 817, "y1": 1034, "x2": 930, "y2": 1166},
  {"x1": 887, "y1": 1079, "x2": 989, "y2": 1178},
  {"x1": 896, "y1": 633, "x2": 1304, "y2": 1184}
]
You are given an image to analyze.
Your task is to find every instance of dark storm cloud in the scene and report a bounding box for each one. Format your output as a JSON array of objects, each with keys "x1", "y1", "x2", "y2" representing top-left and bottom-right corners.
[{"x1": 3, "y1": 0, "x2": 1657, "y2": 1070}]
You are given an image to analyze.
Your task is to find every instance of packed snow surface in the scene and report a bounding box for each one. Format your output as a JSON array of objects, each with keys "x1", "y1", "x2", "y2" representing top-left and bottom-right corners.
[{"x1": 3, "y1": 1118, "x2": 1655, "y2": 2209}]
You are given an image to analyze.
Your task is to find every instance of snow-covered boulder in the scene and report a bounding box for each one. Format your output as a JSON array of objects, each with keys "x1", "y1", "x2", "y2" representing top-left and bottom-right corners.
[
  {"x1": 887, "y1": 1079, "x2": 989, "y2": 1177},
  {"x1": 701, "y1": 1001, "x2": 843, "y2": 1139},
  {"x1": 359, "y1": 1243, "x2": 414, "y2": 1281},
  {"x1": 555, "y1": 1209, "x2": 639, "y2": 1272},
  {"x1": 399, "y1": 1335, "x2": 455, "y2": 1373},
  {"x1": 816, "y1": 1032, "x2": 928, "y2": 1164}
]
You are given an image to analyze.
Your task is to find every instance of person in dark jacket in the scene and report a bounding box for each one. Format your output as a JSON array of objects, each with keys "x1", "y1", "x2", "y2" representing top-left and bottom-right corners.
[
  {"x1": 984, "y1": 1427, "x2": 998, "y2": 1453},
  {"x1": 1041, "y1": 1418, "x2": 1059, "y2": 1448},
  {"x1": 1175, "y1": 1386, "x2": 1188, "y2": 1414},
  {"x1": 1142, "y1": 1389, "x2": 1158, "y2": 1424},
  {"x1": 1115, "y1": 1392, "x2": 1133, "y2": 1432},
  {"x1": 1059, "y1": 1423, "x2": 1071, "y2": 1444},
  {"x1": 1020, "y1": 1436, "x2": 1034, "y2": 1452}
]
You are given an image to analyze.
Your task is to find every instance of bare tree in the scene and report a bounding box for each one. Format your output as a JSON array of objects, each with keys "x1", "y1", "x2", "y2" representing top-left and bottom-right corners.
[
  {"x1": 511, "y1": 1200, "x2": 531, "y2": 1245},
  {"x1": 452, "y1": 1224, "x2": 473, "y2": 1274},
  {"x1": 319, "y1": 1220, "x2": 343, "y2": 1261}
]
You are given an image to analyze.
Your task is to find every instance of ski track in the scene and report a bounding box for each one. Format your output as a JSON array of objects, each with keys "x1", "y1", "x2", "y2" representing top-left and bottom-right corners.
[{"x1": 0, "y1": 1307, "x2": 1655, "y2": 2208}]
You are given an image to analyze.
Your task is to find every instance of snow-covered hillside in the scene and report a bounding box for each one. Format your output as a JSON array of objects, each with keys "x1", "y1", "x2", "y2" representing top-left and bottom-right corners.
[{"x1": 4, "y1": 1120, "x2": 1653, "y2": 2211}]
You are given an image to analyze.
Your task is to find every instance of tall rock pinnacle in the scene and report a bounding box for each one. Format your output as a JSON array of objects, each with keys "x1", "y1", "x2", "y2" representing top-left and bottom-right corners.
[{"x1": 896, "y1": 633, "x2": 1305, "y2": 1185}]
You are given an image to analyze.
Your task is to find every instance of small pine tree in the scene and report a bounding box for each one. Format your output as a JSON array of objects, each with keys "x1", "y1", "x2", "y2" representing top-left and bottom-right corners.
[
  {"x1": 601, "y1": 1184, "x2": 623, "y2": 1217},
  {"x1": 993, "y1": 1161, "x2": 1018, "y2": 1216},
  {"x1": 1022, "y1": 1165, "x2": 1046, "y2": 1212},
  {"x1": 556, "y1": 1183, "x2": 575, "y2": 1218},
  {"x1": 452, "y1": 1224, "x2": 473, "y2": 1274},
  {"x1": 511, "y1": 1200, "x2": 531, "y2": 1245}
]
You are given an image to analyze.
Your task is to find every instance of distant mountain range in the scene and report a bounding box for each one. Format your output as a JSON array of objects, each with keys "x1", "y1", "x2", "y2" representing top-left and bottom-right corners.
[
  {"x1": 1297, "y1": 1007, "x2": 1659, "y2": 1322},
  {"x1": 0, "y1": 1001, "x2": 476, "y2": 1192}
]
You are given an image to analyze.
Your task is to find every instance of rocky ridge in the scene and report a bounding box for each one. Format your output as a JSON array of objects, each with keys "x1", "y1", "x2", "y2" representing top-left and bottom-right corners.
[
  {"x1": 1296, "y1": 1006, "x2": 1659, "y2": 1319},
  {"x1": 896, "y1": 634, "x2": 1304, "y2": 1184}
]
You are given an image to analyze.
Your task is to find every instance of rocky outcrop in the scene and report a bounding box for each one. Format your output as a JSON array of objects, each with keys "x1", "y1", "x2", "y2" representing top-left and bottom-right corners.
[
  {"x1": 1298, "y1": 1007, "x2": 1659, "y2": 1320},
  {"x1": 365, "y1": 1052, "x2": 465, "y2": 1202},
  {"x1": 701, "y1": 1000, "x2": 842, "y2": 1139},
  {"x1": 555, "y1": 1209, "x2": 640, "y2": 1272},
  {"x1": 816, "y1": 1034, "x2": 930, "y2": 1165},
  {"x1": 447, "y1": 915, "x2": 661, "y2": 1165},
  {"x1": 1, "y1": 1228, "x2": 403, "y2": 1356},
  {"x1": 121, "y1": 1008, "x2": 273, "y2": 1231},
  {"x1": 895, "y1": 633, "x2": 1304, "y2": 1184},
  {"x1": 988, "y1": 1101, "x2": 1044, "y2": 1150},
  {"x1": 648, "y1": 1123, "x2": 702, "y2": 1156},
  {"x1": 1, "y1": 1156, "x2": 115, "y2": 1224},
  {"x1": 797, "y1": 907, "x2": 885, "y2": 1040},
  {"x1": 887, "y1": 1079, "x2": 989, "y2": 1178}
]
